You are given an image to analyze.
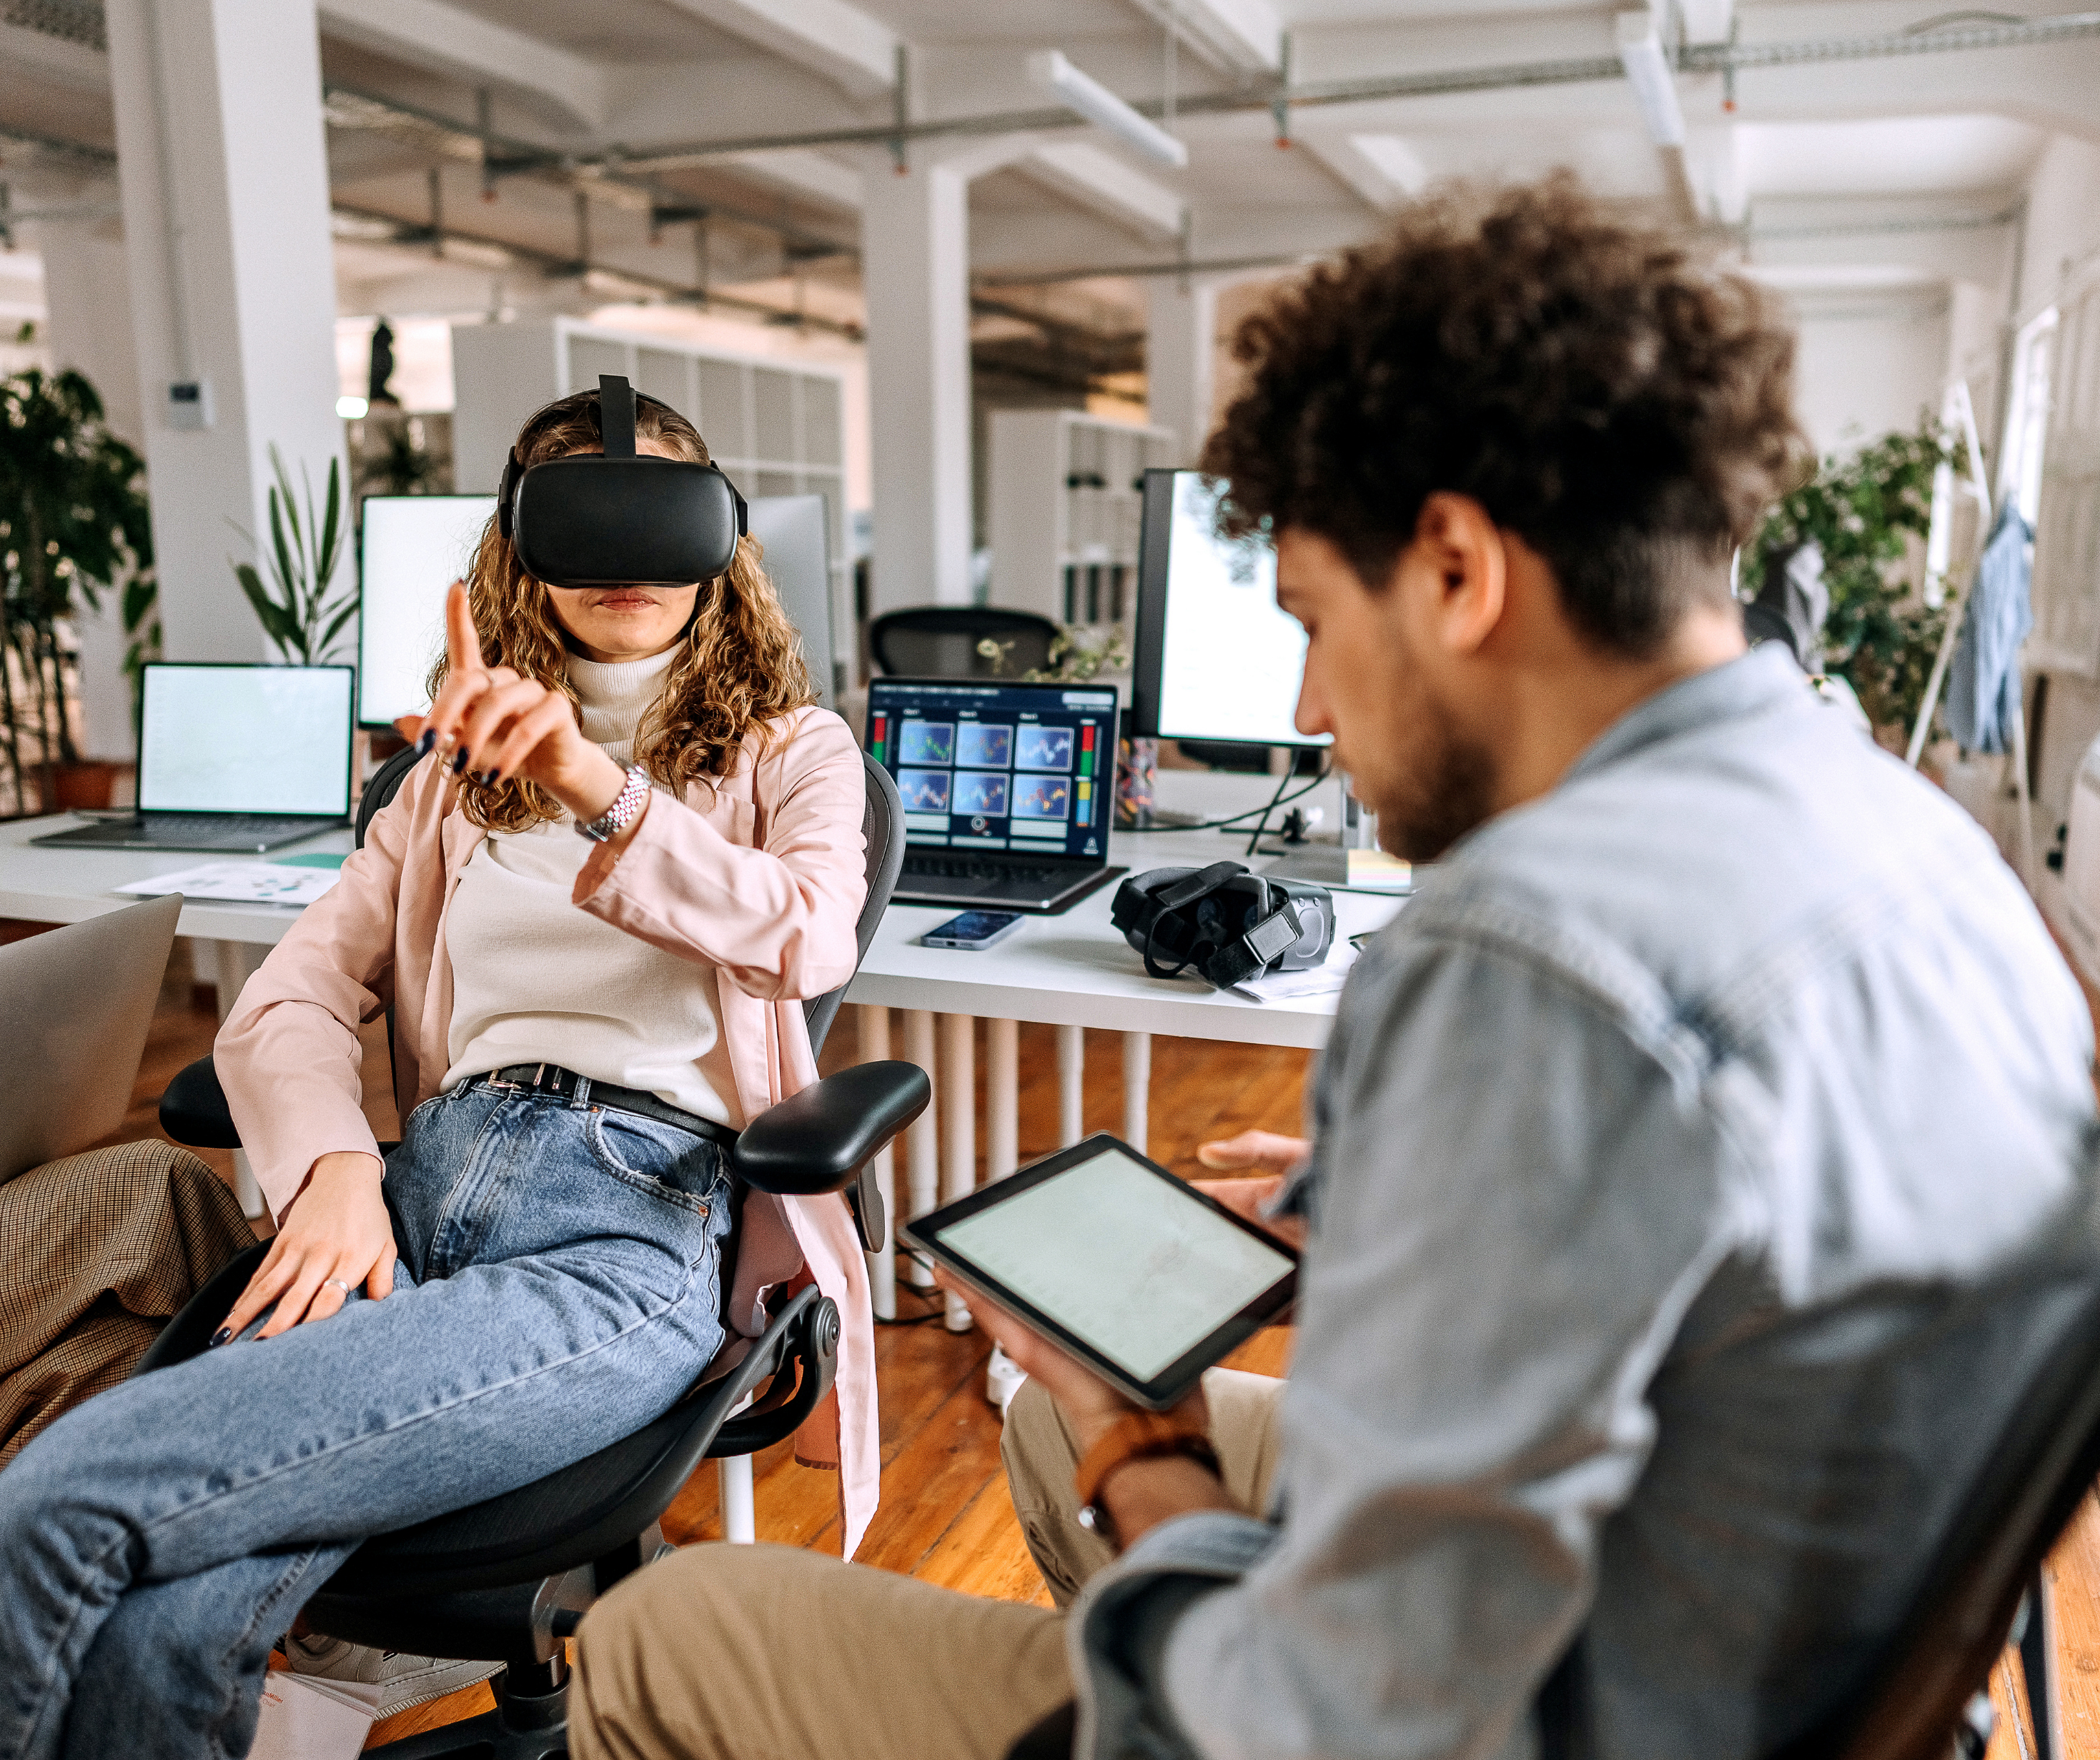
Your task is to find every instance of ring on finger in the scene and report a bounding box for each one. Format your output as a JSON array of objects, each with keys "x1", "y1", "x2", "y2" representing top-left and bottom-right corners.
[{"x1": 323, "y1": 1278, "x2": 352, "y2": 1295}]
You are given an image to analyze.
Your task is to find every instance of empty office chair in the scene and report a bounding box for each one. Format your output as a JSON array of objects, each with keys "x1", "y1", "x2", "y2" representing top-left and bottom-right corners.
[
  {"x1": 868, "y1": 606, "x2": 1060, "y2": 679},
  {"x1": 148, "y1": 747, "x2": 915, "y2": 1759}
]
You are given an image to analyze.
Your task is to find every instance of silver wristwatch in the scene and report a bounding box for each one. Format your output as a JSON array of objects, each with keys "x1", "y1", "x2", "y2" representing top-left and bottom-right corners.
[{"x1": 575, "y1": 763, "x2": 650, "y2": 843}]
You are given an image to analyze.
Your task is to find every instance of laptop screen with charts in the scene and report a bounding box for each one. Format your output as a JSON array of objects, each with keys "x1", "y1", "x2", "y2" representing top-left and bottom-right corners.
[
  {"x1": 867, "y1": 678, "x2": 1126, "y2": 913},
  {"x1": 139, "y1": 664, "x2": 353, "y2": 816},
  {"x1": 357, "y1": 494, "x2": 496, "y2": 727}
]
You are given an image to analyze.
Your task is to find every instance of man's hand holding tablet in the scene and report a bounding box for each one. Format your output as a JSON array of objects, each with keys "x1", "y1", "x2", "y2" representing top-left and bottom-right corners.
[{"x1": 911, "y1": 1133, "x2": 1302, "y2": 1552}]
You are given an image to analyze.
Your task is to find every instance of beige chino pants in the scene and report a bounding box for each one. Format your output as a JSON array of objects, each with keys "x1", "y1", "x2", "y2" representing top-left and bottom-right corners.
[{"x1": 570, "y1": 1368, "x2": 1284, "y2": 1760}]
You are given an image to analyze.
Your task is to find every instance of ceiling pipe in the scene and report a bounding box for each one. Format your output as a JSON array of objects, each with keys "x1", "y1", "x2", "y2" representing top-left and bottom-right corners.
[{"x1": 603, "y1": 8, "x2": 2100, "y2": 170}]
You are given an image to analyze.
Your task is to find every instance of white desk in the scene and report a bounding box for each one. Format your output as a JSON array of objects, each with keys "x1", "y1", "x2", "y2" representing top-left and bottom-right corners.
[
  {"x1": 843, "y1": 769, "x2": 1405, "y2": 1323},
  {"x1": 0, "y1": 814, "x2": 356, "y2": 1213}
]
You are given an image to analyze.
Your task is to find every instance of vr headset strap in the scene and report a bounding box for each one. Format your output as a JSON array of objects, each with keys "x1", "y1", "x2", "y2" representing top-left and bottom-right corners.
[{"x1": 598, "y1": 374, "x2": 638, "y2": 458}]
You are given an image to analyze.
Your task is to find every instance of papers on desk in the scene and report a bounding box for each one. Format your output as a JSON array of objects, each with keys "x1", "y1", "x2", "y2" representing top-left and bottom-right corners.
[
  {"x1": 1231, "y1": 940, "x2": 1361, "y2": 1003},
  {"x1": 112, "y1": 860, "x2": 342, "y2": 908},
  {"x1": 249, "y1": 1673, "x2": 380, "y2": 1759}
]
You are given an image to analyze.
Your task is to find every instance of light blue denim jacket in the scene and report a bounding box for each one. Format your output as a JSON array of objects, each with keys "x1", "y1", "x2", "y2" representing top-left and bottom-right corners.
[{"x1": 1071, "y1": 645, "x2": 2100, "y2": 1760}]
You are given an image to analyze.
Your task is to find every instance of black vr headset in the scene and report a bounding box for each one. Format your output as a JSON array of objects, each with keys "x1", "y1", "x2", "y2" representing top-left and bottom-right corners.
[
  {"x1": 499, "y1": 374, "x2": 748, "y2": 587},
  {"x1": 1111, "y1": 862, "x2": 1334, "y2": 990}
]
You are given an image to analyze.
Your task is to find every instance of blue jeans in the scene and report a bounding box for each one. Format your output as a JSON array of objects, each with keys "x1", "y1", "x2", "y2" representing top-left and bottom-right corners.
[{"x1": 0, "y1": 1078, "x2": 732, "y2": 1760}]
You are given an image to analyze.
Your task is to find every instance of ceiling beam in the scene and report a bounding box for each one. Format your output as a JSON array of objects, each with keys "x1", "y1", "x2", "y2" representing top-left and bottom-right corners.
[
  {"x1": 315, "y1": 0, "x2": 609, "y2": 131},
  {"x1": 1299, "y1": 132, "x2": 1425, "y2": 212},
  {"x1": 1019, "y1": 141, "x2": 1186, "y2": 242},
  {"x1": 725, "y1": 148, "x2": 864, "y2": 212},
  {"x1": 1120, "y1": 0, "x2": 1283, "y2": 76},
  {"x1": 653, "y1": 0, "x2": 898, "y2": 102},
  {"x1": 0, "y1": 18, "x2": 109, "y2": 93}
]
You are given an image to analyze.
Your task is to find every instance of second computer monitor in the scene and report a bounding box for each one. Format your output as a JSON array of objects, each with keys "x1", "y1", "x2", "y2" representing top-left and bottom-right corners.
[
  {"x1": 1129, "y1": 469, "x2": 1331, "y2": 750},
  {"x1": 357, "y1": 494, "x2": 497, "y2": 727}
]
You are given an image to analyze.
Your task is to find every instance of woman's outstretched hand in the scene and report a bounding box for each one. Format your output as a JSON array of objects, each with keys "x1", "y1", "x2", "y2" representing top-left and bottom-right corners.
[
  {"x1": 393, "y1": 582, "x2": 635, "y2": 831},
  {"x1": 219, "y1": 1152, "x2": 395, "y2": 1341}
]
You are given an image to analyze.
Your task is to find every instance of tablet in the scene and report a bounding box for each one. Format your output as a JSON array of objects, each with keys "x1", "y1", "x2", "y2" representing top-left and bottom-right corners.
[{"x1": 901, "y1": 1133, "x2": 1298, "y2": 1411}]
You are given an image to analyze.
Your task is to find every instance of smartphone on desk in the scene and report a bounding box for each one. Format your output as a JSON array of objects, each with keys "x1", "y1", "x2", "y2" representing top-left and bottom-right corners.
[{"x1": 921, "y1": 910, "x2": 1024, "y2": 951}]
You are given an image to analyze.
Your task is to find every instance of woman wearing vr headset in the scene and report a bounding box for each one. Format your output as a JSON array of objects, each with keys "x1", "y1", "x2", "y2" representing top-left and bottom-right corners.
[{"x1": 0, "y1": 384, "x2": 873, "y2": 1759}]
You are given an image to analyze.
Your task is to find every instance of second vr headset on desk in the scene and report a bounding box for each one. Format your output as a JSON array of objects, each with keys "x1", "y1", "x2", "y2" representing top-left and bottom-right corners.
[
  {"x1": 1113, "y1": 861, "x2": 1334, "y2": 990},
  {"x1": 501, "y1": 374, "x2": 748, "y2": 587}
]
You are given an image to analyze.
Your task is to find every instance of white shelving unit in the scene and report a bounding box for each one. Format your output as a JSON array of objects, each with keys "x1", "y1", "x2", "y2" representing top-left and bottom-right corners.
[
  {"x1": 451, "y1": 318, "x2": 851, "y2": 685},
  {"x1": 988, "y1": 409, "x2": 1177, "y2": 629}
]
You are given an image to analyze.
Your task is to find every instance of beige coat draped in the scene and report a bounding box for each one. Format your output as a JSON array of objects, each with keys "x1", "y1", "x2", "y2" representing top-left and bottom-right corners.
[{"x1": 214, "y1": 706, "x2": 879, "y2": 1556}]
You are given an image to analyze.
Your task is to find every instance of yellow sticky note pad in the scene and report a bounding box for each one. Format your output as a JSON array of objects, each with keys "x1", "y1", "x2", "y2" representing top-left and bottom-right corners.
[{"x1": 1347, "y1": 847, "x2": 1413, "y2": 890}]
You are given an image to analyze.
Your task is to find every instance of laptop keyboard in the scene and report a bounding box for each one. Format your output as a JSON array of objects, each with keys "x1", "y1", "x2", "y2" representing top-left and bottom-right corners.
[
  {"x1": 902, "y1": 852, "x2": 1067, "y2": 887},
  {"x1": 136, "y1": 814, "x2": 333, "y2": 841}
]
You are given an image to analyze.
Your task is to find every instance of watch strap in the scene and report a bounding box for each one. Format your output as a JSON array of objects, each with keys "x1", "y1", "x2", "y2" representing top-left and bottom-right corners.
[
  {"x1": 575, "y1": 762, "x2": 651, "y2": 843},
  {"x1": 1074, "y1": 1411, "x2": 1221, "y2": 1521}
]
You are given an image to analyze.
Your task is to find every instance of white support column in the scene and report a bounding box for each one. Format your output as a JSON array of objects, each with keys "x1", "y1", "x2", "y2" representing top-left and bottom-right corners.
[
  {"x1": 856, "y1": 1003, "x2": 897, "y2": 1321},
  {"x1": 1122, "y1": 1032, "x2": 1151, "y2": 1154},
  {"x1": 938, "y1": 1013, "x2": 976, "y2": 1331},
  {"x1": 39, "y1": 227, "x2": 146, "y2": 762},
  {"x1": 902, "y1": 1008, "x2": 938, "y2": 1286},
  {"x1": 861, "y1": 163, "x2": 974, "y2": 614},
  {"x1": 1056, "y1": 1023, "x2": 1085, "y2": 1148},
  {"x1": 104, "y1": 0, "x2": 346, "y2": 661},
  {"x1": 986, "y1": 1018, "x2": 1019, "y2": 1181},
  {"x1": 1146, "y1": 277, "x2": 1222, "y2": 465}
]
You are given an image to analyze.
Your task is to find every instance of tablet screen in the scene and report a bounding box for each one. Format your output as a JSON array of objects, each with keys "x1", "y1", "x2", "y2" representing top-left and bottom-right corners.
[{"x1": 937, "y1": 1146, "x2": 1293, "y2": 1381}]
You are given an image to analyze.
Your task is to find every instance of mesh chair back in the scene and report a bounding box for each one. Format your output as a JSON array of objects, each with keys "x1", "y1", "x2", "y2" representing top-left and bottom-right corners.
[
  {"x1": 355, "y1": 742, "x2": 896, "y2": 1058},
  {"x1": 1537, "y1": 1265, "x2": 2100, "y2": 1760},
  {"x1": 868, "y1": 607, "x2": 1060, "y2": 679},
  {"x1": 805, "y1": 753, "x2": 901, "y2": 1056}
]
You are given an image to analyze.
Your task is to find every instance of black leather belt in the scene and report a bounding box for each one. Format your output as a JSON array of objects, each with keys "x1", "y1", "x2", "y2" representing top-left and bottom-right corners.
[{"x1": 479, "y1": 1063, "x2": 740, "y2": 1155}]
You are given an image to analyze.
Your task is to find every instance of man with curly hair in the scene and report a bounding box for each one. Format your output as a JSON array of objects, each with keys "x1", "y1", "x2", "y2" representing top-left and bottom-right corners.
[{"x1": 568, "y1": 180, "x2": 2100, "y2": 1760}]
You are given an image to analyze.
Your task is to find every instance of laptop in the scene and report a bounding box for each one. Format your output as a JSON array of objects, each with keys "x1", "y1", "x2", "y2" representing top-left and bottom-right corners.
[
  {"x1": 33, "y1": 662, "x2": 354, "y2": 852},
  {"x1": 868, "y1": 677, "x2": 1126, "y2": 914},
  {"x1": 0, "y1": 895, "x2": 180, "y2": 1185}
]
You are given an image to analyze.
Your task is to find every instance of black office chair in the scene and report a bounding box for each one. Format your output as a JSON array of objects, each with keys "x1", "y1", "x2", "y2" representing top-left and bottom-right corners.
[
  {"x1": 868, "y1": 606, "x2": 1060, "y2": 679},
  {"x1": 146, "y1": 747, "x2": 916, "y2": 1760}
]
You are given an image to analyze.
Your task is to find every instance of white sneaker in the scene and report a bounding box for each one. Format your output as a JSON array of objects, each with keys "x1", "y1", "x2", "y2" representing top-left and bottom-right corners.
[
  {"x1": 283, "y1": 1633, "x2": 501, "y2": 1719},
  {"x1": 986, "y1": 1343, "x2": 1027, "y2": 1415}
]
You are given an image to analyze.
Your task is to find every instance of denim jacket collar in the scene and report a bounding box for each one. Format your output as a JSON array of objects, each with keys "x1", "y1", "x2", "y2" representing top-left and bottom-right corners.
[{"x1": 1562, "y1": 644, "x2": 1803, "y2": 790}]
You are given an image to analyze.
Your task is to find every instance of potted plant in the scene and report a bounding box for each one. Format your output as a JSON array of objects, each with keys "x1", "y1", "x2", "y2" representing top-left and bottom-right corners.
[
  {"x1": 232, "y1": 446, "x2": 357, "y2": 664},
  {"x1": 0, "y1": 364, "x2": 157, "y2": 817},
  {"x1": 1752, "y1": 418, "x2": 1956, "y2": 744}
]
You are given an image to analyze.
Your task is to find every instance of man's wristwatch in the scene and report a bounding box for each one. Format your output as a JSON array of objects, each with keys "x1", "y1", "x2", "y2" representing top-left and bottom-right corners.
[
  {"x1": 575, "y1": 763, "x2": 650, "y2": 843},
  {"x1": 1073, "y1": 1411, "x2": 1222, "y2": 1552}
]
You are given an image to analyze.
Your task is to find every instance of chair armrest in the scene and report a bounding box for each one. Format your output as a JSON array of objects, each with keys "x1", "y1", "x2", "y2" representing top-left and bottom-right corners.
[
  {"x1": 733, "y1": 1061, "x2": 930, "y2": 1196},
  {"x1": 160, "y1": 1054, "x2": 243, "y2": 1150}
]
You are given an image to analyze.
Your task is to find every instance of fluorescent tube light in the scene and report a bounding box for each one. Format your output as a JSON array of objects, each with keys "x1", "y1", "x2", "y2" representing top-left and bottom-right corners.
[
  {"x1": 1027, "y1": 50, "x2": 1189, "y2": 169},
  {"x1": 1615, "y1": 10, "x2": 1685, "y2": 148}
]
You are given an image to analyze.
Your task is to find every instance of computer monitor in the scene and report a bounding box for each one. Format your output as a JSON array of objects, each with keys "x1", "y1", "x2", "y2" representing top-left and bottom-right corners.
[
  {"x1": 748, "y1": 494, "x2": 836, "y2": 709},
  {"x1": 139, "y1": 663, "x2": 353, "y2": 816},
  {"x1": 866, "y1": 678, "x2": 1116, "y2": 861},
  {"x1": 1130, "y1": 469, "x2": 1331, "y2": 750},
  {"x1": 357, "y1": 494, "x2": 496, "y2": 727}
]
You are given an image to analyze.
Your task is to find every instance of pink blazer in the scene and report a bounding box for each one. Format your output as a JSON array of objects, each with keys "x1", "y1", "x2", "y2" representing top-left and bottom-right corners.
[{"x1": 214, "y1": 706, "x2": 881, "y2": 1556}]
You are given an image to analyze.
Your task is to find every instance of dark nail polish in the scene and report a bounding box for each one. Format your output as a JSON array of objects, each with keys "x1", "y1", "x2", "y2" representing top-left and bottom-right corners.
[
  {"x1": 414, "y1": 730, "x2": 435, "y2": 757},
  {"x1": 209, "y1": 1327, "x2": 232, "y2": 1347},
  {"x1": 451, "y1": 747, "x2": 469, "y2": 775},
  {"x1": 479, "y1": 771, "x2": 500, "y2": 786}
]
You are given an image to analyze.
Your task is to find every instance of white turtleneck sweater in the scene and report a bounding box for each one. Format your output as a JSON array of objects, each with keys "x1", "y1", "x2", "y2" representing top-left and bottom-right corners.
[{"x1": 441, "y1": 646, "x2": 737, "y2": 1125}]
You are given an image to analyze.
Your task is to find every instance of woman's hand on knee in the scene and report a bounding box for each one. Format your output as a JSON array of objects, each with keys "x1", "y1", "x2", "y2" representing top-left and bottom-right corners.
[{"x1": 217, "y1": 1152, "x2": 395, "y2": 1343}]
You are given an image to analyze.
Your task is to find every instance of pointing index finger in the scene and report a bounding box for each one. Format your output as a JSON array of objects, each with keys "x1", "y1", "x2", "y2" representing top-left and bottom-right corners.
[{"x1": 444, "y1": 580, "x2": 483, "y2": 676}]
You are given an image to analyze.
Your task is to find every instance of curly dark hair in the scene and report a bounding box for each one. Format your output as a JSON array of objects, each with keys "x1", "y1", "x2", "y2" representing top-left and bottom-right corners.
[{"x1": 1202, "y1": 177, "x2": 1812, "y2": 657}]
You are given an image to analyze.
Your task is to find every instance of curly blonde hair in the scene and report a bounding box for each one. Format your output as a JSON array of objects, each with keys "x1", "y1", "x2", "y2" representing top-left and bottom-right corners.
[{"x1": 431, "y1": 386, "x2": 815, "y2": 832}]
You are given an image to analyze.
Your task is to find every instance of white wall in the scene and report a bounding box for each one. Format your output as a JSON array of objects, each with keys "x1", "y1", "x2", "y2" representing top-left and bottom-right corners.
[
  {"x1": 1786, "y1": 289, "x2": 1952, "y2": 457},
  {"x1": 2012, "y1": 136, "x2": 2100, "y2": 825}
]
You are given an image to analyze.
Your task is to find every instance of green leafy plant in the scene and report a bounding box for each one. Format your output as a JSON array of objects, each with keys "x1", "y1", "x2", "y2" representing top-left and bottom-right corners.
[
  {"x1": 1019, "y1": 622, "x2": 1129, "y2": 685},
  {"x1": 0, "y1": 366, "x2": 155, "y2": 816},
  {"x1": 233, "y1": 446, "x2": 355, "y2": 664},
  {"x1": 357, "y1": 419, "x2": 445, "y2": 497},
  {"x1": 1753, "y1": 417, "x2": 1957, "y2": 735}
]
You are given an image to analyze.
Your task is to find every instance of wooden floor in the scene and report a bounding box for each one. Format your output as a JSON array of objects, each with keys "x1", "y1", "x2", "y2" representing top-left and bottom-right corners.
[{"x1": 59, "y1": 932, "x2": 2087, "y2": 1756}]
